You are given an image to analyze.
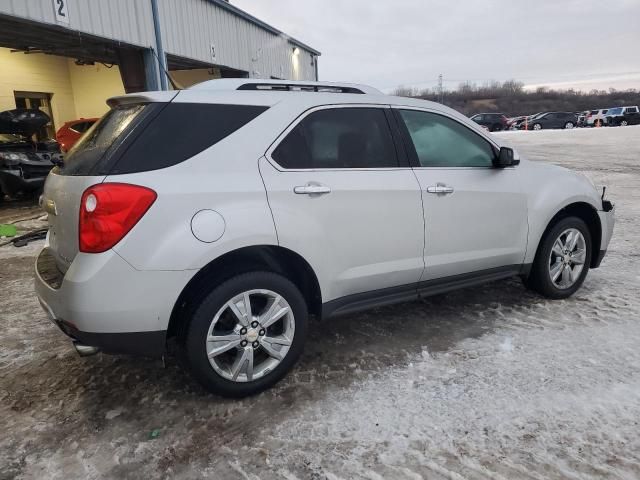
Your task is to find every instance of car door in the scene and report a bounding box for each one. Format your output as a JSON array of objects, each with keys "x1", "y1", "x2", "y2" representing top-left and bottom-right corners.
[
  {"x1": 543, "y1": 113, "x2": 556, "y2": 128},
  {"x1": 259, "y1": 105, "x2": 425, "y2": 303},
  {"x1": 393, "y1": 107, "x2": 529, "y2": 281}
]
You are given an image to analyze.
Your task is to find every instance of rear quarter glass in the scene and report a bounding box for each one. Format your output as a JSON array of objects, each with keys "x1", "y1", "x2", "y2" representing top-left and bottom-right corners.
[
  {"x1": 57, "y1": 103, "x2": 268, "y2": 176},
  {"x1": 107, "y1": 103, "x2": 268, "y2": 175}
]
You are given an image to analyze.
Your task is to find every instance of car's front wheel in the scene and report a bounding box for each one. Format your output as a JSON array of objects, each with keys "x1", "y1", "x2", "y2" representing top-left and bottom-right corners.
[
  {"x1": 183, "y1": 271, "x2": 308, "y2": 397},
  {"x1": 620, "y1": 120, "x2": 628, "y2": 127},
  {"x1": 533, "y1": 123, "x2": 542, "y2": 130},
  {"x1": 525, "y1": 216, "x2": 592, "y2": 299}
]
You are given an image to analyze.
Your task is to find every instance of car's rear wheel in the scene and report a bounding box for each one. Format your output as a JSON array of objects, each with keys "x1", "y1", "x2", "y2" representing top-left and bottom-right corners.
[
  {"x1": 564, "y1": 122, "x2": 575, "y2": 129},
  {"x1": 183, "y1": 271, "x2": 308, "y2": 397},
  {"x1": 525, "y1": 216, "x2": 592, "y2": 299},
  {"x1": 533, "y1": 123, "x2": 542, "y2": 130}
]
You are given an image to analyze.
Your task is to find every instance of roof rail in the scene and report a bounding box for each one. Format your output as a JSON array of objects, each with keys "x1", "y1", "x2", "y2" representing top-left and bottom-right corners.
[{"x1": 190, "y1": 79, "x2": 383, "y2": 95}]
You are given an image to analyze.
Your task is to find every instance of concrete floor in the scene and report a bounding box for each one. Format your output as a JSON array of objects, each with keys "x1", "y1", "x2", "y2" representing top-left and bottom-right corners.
[{"x1": 1, "y1": 126, "x2": 639, "y2": 479}]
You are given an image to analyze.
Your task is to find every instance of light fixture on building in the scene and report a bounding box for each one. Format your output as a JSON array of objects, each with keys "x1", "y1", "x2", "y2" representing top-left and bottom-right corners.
[{"x1": 292, "y1": 47, "x2": 300, "y2": 56}]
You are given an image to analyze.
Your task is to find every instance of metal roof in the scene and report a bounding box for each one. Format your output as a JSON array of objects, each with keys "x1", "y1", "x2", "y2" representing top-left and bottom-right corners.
[{"x1": 205, "y1": 0, "x2": 321, "y2": 56}]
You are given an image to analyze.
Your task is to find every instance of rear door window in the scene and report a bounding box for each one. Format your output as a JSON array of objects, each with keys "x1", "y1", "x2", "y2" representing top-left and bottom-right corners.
[{"x1": 271, "y1": 107, "x2": 398, "y2": 169}]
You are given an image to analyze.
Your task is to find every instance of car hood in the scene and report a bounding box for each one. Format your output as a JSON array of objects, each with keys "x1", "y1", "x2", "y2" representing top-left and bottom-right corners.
[
  {"x1": 521, "y1": 158, "x2": 601, "y2": 199},
  {"x1": 0, "y1": 108, "x2": 51, "y2": 136}
]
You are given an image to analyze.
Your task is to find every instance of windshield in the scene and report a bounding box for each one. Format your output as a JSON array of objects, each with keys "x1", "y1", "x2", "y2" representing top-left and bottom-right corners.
[
  {"x1": 0, "y1": 133, "x2": 26, "y2": 144},
  {"x1": 61, "y1": 104, "x2": 147, "y2": 175},
  {"x1": 607, "y1": 108, "x2": 623, "y2": 115}
]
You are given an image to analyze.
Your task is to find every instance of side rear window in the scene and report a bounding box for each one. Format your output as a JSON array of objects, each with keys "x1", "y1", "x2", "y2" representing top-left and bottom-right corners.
[
  {"x1": 109, "y1": 103, "x2": 268, "y2": 174},
  {"x1": 60, "y1": 103, "x2": 268, "y2": 175},
  {"x1": 271, "y1": 108, "x2": 397, "y2": 169}
]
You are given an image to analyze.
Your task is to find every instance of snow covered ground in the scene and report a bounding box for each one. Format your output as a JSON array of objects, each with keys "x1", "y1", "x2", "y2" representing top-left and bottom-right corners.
[{"x1": 1, "y1": 126, "x2": 639, "y2": 479}]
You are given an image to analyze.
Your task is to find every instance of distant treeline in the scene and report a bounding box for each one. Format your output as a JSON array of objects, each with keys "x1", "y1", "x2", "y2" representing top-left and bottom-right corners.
[{"x1": 392, "y1": 80, "x2": 640, "y2": 117}]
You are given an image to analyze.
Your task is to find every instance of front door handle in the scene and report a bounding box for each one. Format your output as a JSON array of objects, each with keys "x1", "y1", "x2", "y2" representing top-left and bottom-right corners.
[
  {"x1": 294, "y1": 183, "x2": 331, "y2": 195},
  {"x1": 426, "y1": 184, "x2": 454, "y2": 194}
]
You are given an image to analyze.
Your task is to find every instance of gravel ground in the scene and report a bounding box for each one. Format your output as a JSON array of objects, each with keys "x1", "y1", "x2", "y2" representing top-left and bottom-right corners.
[{"x1": 1, "y1": 126, "x2": 639, "y2": 480}]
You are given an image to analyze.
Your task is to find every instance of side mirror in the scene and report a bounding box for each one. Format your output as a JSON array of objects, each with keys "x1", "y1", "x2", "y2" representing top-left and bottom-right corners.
[{"x1": 495, "y1": 147, "x2": 518, "y2": 167}]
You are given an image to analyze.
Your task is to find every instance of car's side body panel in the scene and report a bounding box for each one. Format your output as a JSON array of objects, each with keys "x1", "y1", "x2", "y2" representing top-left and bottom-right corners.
[
  {"x1": 413, "y1": 166, "x2": 528, "y2": 280},
  {"x1": 259, "y1": 156, "x2": 425, "y2": 303}
]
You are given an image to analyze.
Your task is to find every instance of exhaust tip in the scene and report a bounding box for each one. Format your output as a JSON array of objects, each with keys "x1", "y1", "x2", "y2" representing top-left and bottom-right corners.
[{"x1": 73, "y1": 342, "x2": 100, "y2": 357}]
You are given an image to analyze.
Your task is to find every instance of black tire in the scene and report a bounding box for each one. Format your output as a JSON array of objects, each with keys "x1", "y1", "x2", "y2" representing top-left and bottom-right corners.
[
  {"x1": 533, "y1": 123, "x2": 542, "y2": 130},
  {"x1": 564, "y1": 122, "x2": 575, "y2": 129},
  {"x1": 490, "y1": 123, "x2": 502, "y2": 132},
  {"x1": 183, "y1": 271, "x2": 308, "y2": 397},
  {"x1": 525, "y1": 216, "x2": 592, "y2": 299}
]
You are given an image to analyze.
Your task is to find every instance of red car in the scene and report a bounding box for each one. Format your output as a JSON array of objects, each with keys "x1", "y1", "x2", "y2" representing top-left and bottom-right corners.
[{"x1": 56, "y1": 118, "x2": 98, "y2": 152}]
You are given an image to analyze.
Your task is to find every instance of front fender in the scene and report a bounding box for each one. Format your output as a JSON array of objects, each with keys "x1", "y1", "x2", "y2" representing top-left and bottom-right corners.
[{"x1": 520, "y1": 160, "x2": 603, "y2": 264}]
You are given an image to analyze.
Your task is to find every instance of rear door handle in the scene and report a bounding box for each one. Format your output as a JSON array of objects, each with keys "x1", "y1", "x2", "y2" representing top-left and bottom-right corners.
[
  {"x1": 294, "y1": 183, "x2": 331, "y2": 195},
  {"x1": 426, "y1": 184, "x2": 454, "y2": 194}
]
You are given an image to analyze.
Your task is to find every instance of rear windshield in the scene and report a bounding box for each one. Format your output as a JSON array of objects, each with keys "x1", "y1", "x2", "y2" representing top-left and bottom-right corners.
[
  {"x1": 61, "y1": 104, "x2": 147, "y2": 175},
  {"x1": 59, "y1": 103, "x2": 268, "y2": 176}
]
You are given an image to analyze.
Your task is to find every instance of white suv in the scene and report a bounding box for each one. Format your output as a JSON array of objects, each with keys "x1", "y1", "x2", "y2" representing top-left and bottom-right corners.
[
  {"x1": 35, "y1": 80, "x2": 615, "y2": 397},
  {"x1": 586, "y1": 109, "x2": 609, "y2": 126}
]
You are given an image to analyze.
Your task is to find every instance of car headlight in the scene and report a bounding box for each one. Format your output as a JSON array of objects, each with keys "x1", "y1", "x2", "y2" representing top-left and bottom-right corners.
[{"x1": 0, "y1": 152, "x2": 29, "y2": 166}]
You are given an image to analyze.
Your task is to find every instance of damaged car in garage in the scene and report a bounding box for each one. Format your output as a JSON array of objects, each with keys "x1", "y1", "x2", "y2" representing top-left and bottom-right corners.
[{"x1": 0, "y1": 109, "x2": 62, "y2": 200}]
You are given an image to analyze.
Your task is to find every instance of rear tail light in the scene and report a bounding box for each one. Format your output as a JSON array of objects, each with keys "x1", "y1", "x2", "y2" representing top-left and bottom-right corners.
[{"x1": 79, "y1": 183, "x2": 157, "y2": 253}]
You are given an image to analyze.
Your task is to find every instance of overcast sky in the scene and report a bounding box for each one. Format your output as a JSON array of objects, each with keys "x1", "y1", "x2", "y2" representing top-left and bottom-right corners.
[{"x1": 232, "y1": 0, "x2": 640, "y2": 93}]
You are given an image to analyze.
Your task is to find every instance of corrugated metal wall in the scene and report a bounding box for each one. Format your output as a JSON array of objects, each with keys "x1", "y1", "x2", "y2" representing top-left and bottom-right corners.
[
  {"x1": 0, "y1": 0, "x2": 156, "y2": 47},
  {"x1": 157, "y1": 0, "x2": 316, "y2": 80},
  {"x1": 0, "y1": 0, "x2": 318, "y2": 80}
]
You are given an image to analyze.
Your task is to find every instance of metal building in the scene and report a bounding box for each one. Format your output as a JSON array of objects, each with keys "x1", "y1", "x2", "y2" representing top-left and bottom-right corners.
[
  {"x1": 0, "y1": 0, "x2": 320, "y2": 88},
  {"x1": 0, "y1": 0, "x2": 319, "y2": 141}
]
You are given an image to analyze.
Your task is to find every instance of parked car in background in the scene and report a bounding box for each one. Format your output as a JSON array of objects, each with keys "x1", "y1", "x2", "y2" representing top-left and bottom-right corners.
[
  {"x1": 506, "y1": 116, "x2": 525, "y2": 130},
  {"x1": 577, "y1": 111, "x2": 590, "y2": 127},
  {"x1": 586, "y1": 109, "x2": 609, "y2": 127},
  {"x1": 469, "y1": 113, "x2": 509, "y2": 131},
  {"x1": 56, "y1": 118, "x2": 98, "y2": 152},
  {"x1": 605, "y1": 106, "x2": 640, "y2": 126},
  {"x1": 522, "y1": 112, "x2": 577, "y2": 130},
  {"x1": 35, "y1": 79, "x2": 615, "y2": 397},
  {"x1": 0, "y1": 109, "x2": 61, "y2": 199},
  {"x1": 511, "y1": 113, "x2": 542, "y2": 130}
]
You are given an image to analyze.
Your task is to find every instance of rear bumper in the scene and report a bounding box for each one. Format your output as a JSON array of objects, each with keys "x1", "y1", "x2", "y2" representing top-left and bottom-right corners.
[
  {"x1": 34, "y1": 244, "x2": 193, "y2": 358},
  {"x1": 38, "y1": 296, "x2": 166, "y2": 356}
]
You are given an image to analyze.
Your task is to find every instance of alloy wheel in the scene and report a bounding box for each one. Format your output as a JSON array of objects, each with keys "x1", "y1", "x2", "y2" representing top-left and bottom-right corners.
[
  {"x1": 548, "y1": 228, "x2": 587, "y2": 289},
  {"x1": 533, "y1": 123, "x2": 542, "y2": 130},
  {"x1": 205, "y1": 289, "x2": 295, "y2": 382}
]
